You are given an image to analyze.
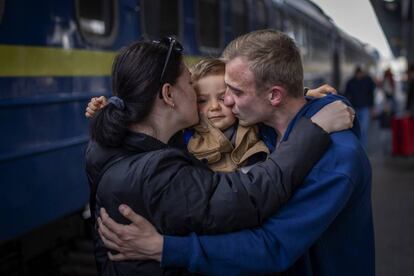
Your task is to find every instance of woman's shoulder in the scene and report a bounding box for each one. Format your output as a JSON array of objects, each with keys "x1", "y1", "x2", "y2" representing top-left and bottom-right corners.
[
  {"x1": 136, "y1": 147, "x2": 210, "y2": 182},
  {"x1": 144, "y1": 146, "x2": 202, "y2": 167},
  {"x1": 85, "y1": 140, "x2": 126, "y2": 180}
]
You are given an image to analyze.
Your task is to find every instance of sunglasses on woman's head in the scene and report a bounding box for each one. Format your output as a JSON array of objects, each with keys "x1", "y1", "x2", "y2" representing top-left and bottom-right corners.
[{"x1": 153, "y1": 36, "x2": 184, "y2": 98}]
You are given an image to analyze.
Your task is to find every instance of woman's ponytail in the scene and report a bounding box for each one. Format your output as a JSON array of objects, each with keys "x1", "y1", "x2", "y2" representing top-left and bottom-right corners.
[
  {"x1": 90, "y1": 99, "x2": 129, "y2": 147},
  {"x1": 89, "y1": 40, "x2": 183, "y2": 147}
]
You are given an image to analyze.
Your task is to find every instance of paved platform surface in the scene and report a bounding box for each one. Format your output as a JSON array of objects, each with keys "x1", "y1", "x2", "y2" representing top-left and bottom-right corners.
[{"x1": 369, "y1": 150, "x2": 414, "y2": 275}]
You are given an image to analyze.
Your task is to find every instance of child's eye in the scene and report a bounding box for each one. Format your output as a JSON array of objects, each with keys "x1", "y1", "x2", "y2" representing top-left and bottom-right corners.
[
  {"x1": 219, "y1": 95, "x2": 225, "y2": 101},
  {"x1": 197, "y1": 99, "x2": 206, "y2": 104}
]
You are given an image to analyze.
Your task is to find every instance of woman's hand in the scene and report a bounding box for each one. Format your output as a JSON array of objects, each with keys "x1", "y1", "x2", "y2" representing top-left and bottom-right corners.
[
  {"x1": 98, "y1": 205, "x2": 163, "y2": 262},
  {"x1": 306, "y1": 84, "x2": 337, "y2": 98},
  {"x1": 85, "y1": 96, "x2": 107, "y2": 118},
  {"x1": 311, "y1": 101, "x2": 355, "y2": 133}
]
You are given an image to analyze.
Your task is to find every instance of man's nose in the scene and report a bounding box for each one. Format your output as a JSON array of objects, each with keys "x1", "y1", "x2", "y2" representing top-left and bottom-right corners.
[{"x1": 224, "y1": 89, "x2": 234, "y2": 107}]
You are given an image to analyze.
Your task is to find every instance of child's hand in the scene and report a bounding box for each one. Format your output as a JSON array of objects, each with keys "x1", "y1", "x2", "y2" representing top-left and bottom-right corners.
[
  {"x1": 311, "y1": 100, "x2": 355, "y2": 133},
  {"x1": 85, "y1": 96, "x2": 108, "y2": 118},
  {"x1": 306, "y1": 84, "x2": 337, "y2": 98}
]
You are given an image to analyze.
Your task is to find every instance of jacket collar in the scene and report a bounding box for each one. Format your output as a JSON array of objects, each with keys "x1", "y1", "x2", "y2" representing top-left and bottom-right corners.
[
  {"x1": 123, "y1": 131, "x2": 169, "y2": 153},
  {"x1": 282, "y1": 94, "x2": 361, "y2": 143},
  {"x1": 187, "y1": 116, "x2": 268, "y2": 167}
]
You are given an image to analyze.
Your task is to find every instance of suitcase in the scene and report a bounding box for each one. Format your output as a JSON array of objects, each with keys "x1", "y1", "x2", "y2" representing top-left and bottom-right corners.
[{"x1": 391, "y1": 116, "x2": 414, "y2": 156}]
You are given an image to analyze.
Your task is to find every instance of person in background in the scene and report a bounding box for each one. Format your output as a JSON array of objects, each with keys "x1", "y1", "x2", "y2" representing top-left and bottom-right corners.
[
  {"x1": 345, "y1": 66, "x2": 376, "y2": 148},
  {"x1": 97, "y1": 30, "x2": 374, "y2": 276},
  {"x1": 383, "y1": 67, "x2": 396, "y2": 114},
  {"x1": 405, "y1": 64, "x2": 414, "y2": 116}
]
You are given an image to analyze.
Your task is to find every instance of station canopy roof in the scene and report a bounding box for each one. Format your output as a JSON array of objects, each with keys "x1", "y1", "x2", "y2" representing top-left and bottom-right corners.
[{"x1": 370, "y1": 0, "x2": 413, "y2": 61}]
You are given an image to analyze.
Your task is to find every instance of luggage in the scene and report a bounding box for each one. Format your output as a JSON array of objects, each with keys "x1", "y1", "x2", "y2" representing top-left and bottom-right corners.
[{"x1": 391, "y1": 116, "x2": 414, "y2": 156}]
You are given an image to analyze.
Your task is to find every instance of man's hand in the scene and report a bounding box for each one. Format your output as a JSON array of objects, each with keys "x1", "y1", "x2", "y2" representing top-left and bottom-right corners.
[
  {"x1": 307, "y1": 84, "x2": 337, "y2": 98},
  {"x1": 85, "y1": 96, "x2": 107, "y2": 118},
  {"x1": 98, "y1": 205, "x2": 163, "y2": 262}
]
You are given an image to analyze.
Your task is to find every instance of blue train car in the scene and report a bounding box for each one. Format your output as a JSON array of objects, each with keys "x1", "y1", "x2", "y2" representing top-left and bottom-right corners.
[
  {"x1": 1, "y1": 0, "x2": 116, "y2": 243},
  {"x1": 0, "y1": 0, "x2": 377, "y2": 271}
]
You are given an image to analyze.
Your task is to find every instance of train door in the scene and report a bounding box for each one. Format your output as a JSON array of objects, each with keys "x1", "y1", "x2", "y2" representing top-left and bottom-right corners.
[
  {"x1": 252, "y1": 0, "x2": 269, "y2": 30},
  {"x1": 139, "y1": 0, "x2": 181, "y2": 41},
  {"x1": 269, "y1": 3, "x2": 284, "y2": 31},
  {"x1": 0, "y1": 0, "x2": 4, "y2": 23},
  {"x1": 229, "y1": 0, "x2": 249, "y2": 41},
  {"x1": 195, "y1": 0, "x2": 222, "y2": 56}
]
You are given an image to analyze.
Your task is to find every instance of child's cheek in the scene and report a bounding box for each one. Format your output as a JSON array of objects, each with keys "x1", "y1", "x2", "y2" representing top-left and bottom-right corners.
[{"x1": 198, "y1": 105, "x2": 208, "y2": 115}]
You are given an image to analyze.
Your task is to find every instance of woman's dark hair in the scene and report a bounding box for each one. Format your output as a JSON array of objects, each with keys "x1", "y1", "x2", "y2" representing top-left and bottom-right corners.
[{"x1": 90, "y1": 39, "x2": 183, "y2": 147}]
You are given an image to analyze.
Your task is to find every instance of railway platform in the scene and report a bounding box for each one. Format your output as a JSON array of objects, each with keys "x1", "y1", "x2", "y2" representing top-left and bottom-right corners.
[{"x1": 370, "y1": 152, "x2": 414, "y2": 275}]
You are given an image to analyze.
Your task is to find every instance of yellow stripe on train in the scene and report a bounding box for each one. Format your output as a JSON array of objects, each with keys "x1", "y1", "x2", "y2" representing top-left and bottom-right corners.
[
  {"x1": 0, "y1": 44, "x2": 205, "y2": 77},
  {"x1": 0, "y1": 45, "x2": 116, "y2": 77}
]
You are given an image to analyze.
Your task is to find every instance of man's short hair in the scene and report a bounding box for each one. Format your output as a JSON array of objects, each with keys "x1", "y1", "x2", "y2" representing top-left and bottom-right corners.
[
  {"x1": 222, "y1": 29, "x2": 304, "y2": 97},
  {"x1": 191, "y1": 58, "x2": 225, "y2": 82}
]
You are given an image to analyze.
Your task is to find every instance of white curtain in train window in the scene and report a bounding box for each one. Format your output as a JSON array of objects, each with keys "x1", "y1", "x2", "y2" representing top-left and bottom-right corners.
[{"x1": 77, "y1": 0, "x2": 115, "y2": 36}]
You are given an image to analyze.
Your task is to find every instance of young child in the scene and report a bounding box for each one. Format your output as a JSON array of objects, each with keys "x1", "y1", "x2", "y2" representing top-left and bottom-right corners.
[
  {"x1": 185, "y1": 58, "x2": 271, "y2": 172},
  {"x1": 85, "y1": 58, "x2": 335, "y2": 172}
]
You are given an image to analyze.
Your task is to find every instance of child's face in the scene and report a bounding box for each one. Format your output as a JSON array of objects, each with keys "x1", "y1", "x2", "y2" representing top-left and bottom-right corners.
[{"x1": 196, "y1": 74, "x2": 236, "y2": 130}]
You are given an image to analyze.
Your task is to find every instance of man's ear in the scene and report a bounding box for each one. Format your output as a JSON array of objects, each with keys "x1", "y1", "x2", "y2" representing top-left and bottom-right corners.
[
  {"x1": 268, "y1": 86, "x2": 285, "y2": 106},
  {"x1": 160, "y1": 83, "x2": 175, "y2": 107}
]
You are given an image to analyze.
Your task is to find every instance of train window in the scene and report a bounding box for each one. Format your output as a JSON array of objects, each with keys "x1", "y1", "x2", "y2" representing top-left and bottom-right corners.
[
  {"x1": 231, "y1": 0, "x2": 248, "y2": 37},
  {"x1": 256, "y1": 0, "x2": 268, "y2": 29},
  {"x1": 294, "y1": 21, "x2": 306, "y2": 48},
  {"x1": 141, "y1": 0, "x2": 179, "y2": 39},
  {"x1": 197, "y1": 0, "x2": 220, "y2": 49},
  {"x1": 284, "y1": 18, "x2": 295, "y2": 40},
  {"x1": 75, "y1": 0, "x2": 117, "y2": 46}
]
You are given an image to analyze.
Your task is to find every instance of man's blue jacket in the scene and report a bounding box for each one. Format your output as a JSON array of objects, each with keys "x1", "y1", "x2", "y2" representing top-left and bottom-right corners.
[{"x1": 161, "y1": 95, "x2": 375, "y2": 276}]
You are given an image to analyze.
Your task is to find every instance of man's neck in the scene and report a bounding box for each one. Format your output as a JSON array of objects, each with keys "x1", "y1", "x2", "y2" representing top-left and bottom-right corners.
[{"x1": 264, "y1": 97, "x2": 307, "y2": 143}]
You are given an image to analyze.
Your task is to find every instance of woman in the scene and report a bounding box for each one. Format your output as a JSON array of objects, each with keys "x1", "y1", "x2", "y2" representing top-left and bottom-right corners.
[{"x1": 86, "y1": 37, "x2": 353, "y2": 275}]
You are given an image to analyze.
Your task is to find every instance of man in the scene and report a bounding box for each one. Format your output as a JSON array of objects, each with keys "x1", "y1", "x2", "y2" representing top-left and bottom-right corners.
[
  {"x1": 98, "y1": 30, "x2": 374, "y2": 275},
  {"x1": 345, "y1": 66, "x2": 376, "y2": 148}
]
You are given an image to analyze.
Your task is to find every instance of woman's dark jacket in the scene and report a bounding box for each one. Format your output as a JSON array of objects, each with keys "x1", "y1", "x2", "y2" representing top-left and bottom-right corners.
[{"x1": 85, "y1": 117, "x2": 331, "y2": 275}]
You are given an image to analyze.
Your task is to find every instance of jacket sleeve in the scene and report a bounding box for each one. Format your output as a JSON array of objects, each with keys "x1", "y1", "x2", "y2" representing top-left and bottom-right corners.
[
  {"x1": 142, "y1": 117, "x2": 331, "y2": 235},
  {"x1": 161, "y1": 169, "x2": 356, "y2": 274}
]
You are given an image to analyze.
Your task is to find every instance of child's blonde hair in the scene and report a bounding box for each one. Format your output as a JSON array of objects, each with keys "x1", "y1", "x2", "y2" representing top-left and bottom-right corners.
[{"x1": 191, "y1": 58, "x2": 225, "y2": 82}]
